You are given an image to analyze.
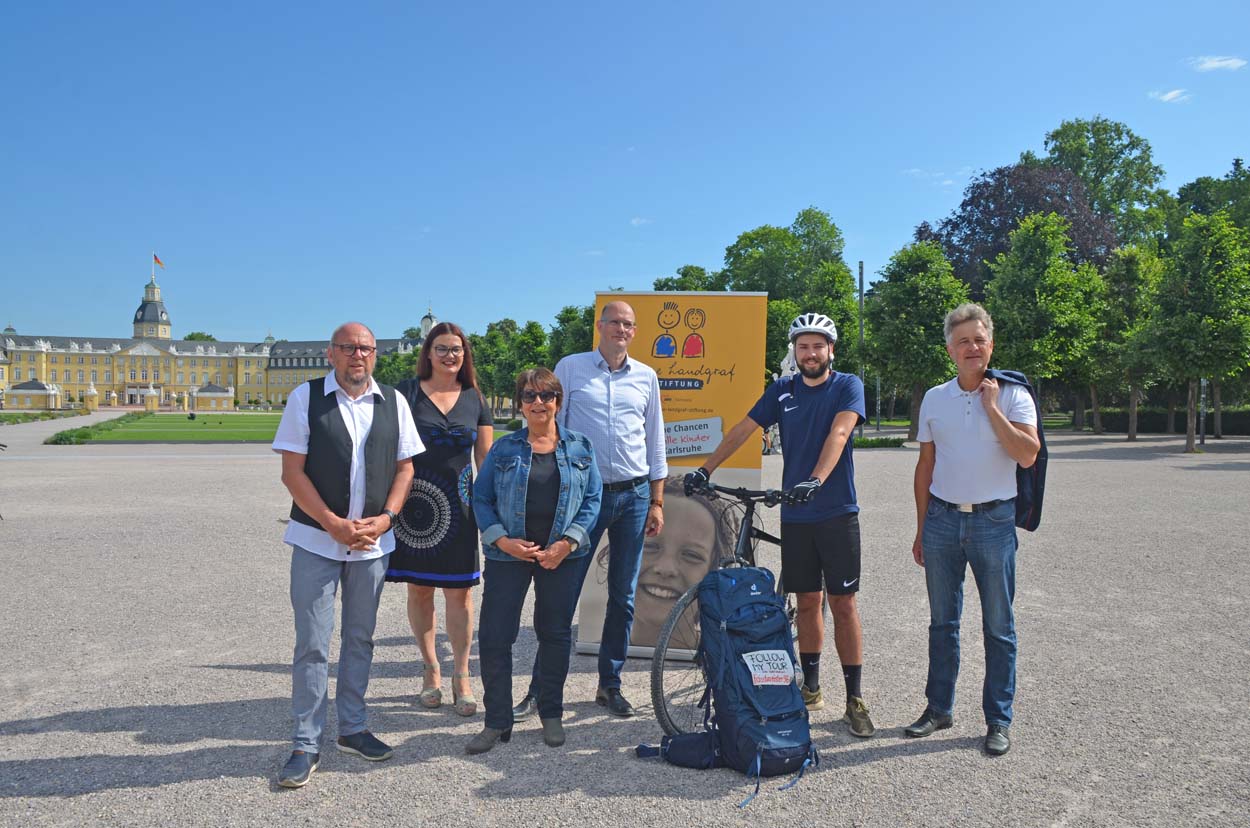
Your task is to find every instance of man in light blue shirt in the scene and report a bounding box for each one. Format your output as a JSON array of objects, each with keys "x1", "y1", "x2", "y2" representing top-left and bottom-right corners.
[{"x1": 514, "y1": 300, "x2": 668, "y2": 719}]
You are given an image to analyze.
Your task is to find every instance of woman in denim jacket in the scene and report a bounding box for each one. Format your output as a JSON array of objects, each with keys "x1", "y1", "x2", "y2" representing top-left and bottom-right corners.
[{"x1": 468, "y1": 367, "x2": 602, "y2": 754}]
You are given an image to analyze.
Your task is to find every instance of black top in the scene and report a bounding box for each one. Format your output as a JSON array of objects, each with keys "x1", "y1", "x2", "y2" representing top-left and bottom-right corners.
[{"x1": 524, "y1": 451, "x2": 560, "y2": 547}]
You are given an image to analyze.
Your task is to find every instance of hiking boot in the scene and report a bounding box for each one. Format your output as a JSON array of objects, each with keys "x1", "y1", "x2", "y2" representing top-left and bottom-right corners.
[
  {"x1": 843, "y1": 696, "x2": 875, "y2": 738},
  {"x1": 800, "y1": 684, "x2": 825, "y2": 711}
]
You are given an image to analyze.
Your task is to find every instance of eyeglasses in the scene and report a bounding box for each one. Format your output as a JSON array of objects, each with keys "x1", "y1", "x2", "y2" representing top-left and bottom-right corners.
[
  {"x1": 521, "y1": 390, "x2": 559, "y2": 404},
  {"x1": 433, "y1": 345, "x2": 464, "y2": 357},
  {"x1": 603, "y1": 319, "x2": 636, "y2": 330},
  {"x1": 332, "y1": 343, "x2": 376, "y2": 356}
]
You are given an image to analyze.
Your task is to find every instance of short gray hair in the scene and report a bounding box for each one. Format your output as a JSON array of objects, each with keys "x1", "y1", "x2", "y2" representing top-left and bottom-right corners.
[{"x1": 943, "y1": 303, "x2": 993, "y2": 343}]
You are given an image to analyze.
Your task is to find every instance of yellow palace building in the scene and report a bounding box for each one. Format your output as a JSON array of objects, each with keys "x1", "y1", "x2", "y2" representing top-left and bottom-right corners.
[{"x1": 0, "y1": 273, "x2": 431, "y2": 410}]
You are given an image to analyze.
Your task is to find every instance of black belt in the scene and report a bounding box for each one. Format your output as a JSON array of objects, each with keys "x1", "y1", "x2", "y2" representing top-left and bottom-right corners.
[
  {"x1": 930, "y1": 495, "x2": 1014, "y2": 513},
  {"x1": 603, "y1": 474, "x2": 649, "y2": 492}
]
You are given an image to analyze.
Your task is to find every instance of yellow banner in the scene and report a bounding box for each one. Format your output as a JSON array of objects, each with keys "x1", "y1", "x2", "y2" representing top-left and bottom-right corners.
[{"x1": 594, "y1": 291, "x2": 768, "y2": 478}]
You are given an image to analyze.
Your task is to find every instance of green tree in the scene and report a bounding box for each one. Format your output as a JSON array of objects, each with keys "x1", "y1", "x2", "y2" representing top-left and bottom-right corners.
[
  {"x1": 1102, "y1": 246, "x2": 1165, "y2": 439},
  {"x1": 1037, "y1": 115, "x2": 1167, "y2": 243},
  {"x1": 373, "y1": 349, "x2": 417, "y2": 386},
  {"x1": 402, "y1": 326, "x2": 422, "y2": 340},
  {"x1": 512, "y1": 320, "x2": 550, "y2": 374},
  {"x1": 652, "y1": 265, "x2": 727, "y2": 291},
  {"x1": 985, "y1": 213, "x2": 1102, "y2": 395},
  {"x1": 183, "y1": 331, "x2": 216, "y2": 341},
  {"x1": 549, "y1": 304, "x2": 594, "y2": 365},
  {"x1": 1149, "y1": 212, "x2": 1250, "y2": 451},
  {"x1": 865, "y1": 242, "x2": 969, "y2": 439}
]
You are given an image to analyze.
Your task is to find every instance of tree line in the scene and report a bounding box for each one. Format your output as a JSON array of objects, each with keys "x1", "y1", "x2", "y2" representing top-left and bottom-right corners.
[{"x1": 381, "y1": 116, "x2": 1250, "y2": 451}]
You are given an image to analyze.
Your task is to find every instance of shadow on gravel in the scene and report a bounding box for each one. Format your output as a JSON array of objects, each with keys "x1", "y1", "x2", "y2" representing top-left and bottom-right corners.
[{"x1": 202, "y1": 649, "x2": 604, "y2": 680}]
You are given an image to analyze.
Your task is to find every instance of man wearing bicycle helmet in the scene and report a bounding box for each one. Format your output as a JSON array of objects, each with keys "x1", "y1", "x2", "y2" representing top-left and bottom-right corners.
[{"x1": 684, "y1": 311, "x2": 874, "y2": 738}]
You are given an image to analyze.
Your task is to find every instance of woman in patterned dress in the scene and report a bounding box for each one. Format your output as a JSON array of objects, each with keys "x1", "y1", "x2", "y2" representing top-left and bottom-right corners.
[{"x1": 385, "y1": 322, "x2": 493, "y2": 715}]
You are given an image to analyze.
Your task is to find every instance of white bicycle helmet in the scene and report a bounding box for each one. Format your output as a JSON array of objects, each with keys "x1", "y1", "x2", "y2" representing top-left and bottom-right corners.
[{"x1": 788, "y1": 312, "x2": 838, "y2": 344}]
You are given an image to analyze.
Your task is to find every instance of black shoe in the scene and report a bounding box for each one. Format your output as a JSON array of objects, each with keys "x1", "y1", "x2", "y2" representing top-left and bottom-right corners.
[
  {"x1": 512, "y1": 693, "x2": 538, "y2": 722},
  {"x1": 540, "y1": 717, "x2": 565, "y2": 747},
  {"x1": 595, "y1": 687, "x2": 636, "y2": 718},
  {"x1": 336, "y1": 730, "x2": 394, "y2": 761},
  {"x1": 904, "y1": 708, "x2": 954, "y2": 738},
  {"x1": 465, "y1": 726, "x2": 511, "y2": 755},
  {"x1": 277, "y1": 750, "x2": 319, "y2": 788},
  {"x1": 985, "y1": 724, "x2": 1011, "y2": 756}
]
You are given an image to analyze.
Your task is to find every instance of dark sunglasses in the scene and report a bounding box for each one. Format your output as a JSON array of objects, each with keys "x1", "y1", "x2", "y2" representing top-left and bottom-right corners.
[{"x1": 521, "y1": 390, "x2": 559, "y2": 404}]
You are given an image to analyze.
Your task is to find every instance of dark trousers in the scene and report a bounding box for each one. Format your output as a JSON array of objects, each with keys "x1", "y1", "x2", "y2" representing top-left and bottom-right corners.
[{"x1": 478, "y1": 555, "x2": 586, "y2": 730}]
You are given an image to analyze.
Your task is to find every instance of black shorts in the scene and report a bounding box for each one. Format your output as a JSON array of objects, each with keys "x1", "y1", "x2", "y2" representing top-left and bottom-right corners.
[{"x1": 780, "y1": 513, "x2": 861, "y2": 595}]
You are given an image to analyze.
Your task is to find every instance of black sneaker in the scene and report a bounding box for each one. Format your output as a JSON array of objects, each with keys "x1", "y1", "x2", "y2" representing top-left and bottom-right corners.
[
  {"x1": 512, "y1": 693, "x2": 538, "y2": 722},
  {"x1": 277, "y1": 750, "x2": 319, "y2": 788},
  {"x1": 336, "y1": 731, "x2": 393, "y2": 761}
]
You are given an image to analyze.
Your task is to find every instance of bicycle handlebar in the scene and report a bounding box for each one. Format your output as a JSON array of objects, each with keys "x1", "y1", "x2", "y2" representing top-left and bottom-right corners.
[{"x1": 695, "y1": 481, "x2": 794, "y2": 507}]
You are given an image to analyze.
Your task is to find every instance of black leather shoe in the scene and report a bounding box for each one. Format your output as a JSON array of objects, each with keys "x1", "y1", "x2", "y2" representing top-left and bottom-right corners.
[
  {"x1": 985, "y1": 724, "x2": 1010, "y2": 755},
  {"x1": 540, "y1": 716, "x2": 565, "y2": 747},
  {"x1": 512, "y1": 693, "x2": 538, "y2": 722},
  {"x1": 904, "y1": 708, "x2": 954, "y2": 738},
  {"x1": 595, "y1": 687, "x2": 636, "y2": 718}
]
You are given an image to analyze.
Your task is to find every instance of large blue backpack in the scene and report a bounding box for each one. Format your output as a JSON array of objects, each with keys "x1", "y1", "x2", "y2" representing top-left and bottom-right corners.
[{"x1": 639, "y1": 567, "x2": 817, "y2": 806}]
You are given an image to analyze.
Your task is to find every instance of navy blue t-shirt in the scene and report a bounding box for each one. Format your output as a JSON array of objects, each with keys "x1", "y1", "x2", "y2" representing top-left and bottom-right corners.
[{"x1": 748, "y1": 372, "x2": 865, "y2": 523}]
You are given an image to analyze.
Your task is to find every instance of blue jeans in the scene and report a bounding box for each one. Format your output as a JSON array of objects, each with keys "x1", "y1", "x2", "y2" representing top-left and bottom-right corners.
[
  {"x1": 921, "y1": 499, "x2": 1018, "y2": 726},
  {"x1": 588, "y1": 481, "x2": 650, "y2": 689},
  {"x1": 479, "y1": 555, "x2": 585, "y2": 730},
  {"x1": 289, "y1": 546, "x2": 388, "y2": 751}
]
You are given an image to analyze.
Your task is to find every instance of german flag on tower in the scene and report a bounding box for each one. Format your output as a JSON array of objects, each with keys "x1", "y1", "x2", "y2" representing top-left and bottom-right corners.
[{"x1": 153, "y1": 253, "x2": 165, "y2": 269}]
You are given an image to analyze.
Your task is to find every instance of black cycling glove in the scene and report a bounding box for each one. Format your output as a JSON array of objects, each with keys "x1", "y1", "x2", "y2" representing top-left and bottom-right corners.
[
  {"x1": 789, "y1": 477, "x2": 822, "y2": 503},
  {"x1": 683, "y1": 467, "x2": 711, "y2": 496}
]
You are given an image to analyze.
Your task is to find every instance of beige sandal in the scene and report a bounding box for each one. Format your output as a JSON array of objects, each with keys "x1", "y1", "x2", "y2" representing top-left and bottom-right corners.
[
  {"x1": 418, "y1": 662, "x2": 443, "y2": 709},
  {"x1": 452, "y1": 673, "x2": 477, "y2": 717}
]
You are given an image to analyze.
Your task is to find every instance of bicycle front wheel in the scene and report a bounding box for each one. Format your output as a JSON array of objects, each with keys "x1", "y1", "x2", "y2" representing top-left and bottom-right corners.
[{"x1": 650, "y1": 585, "x2": 708, "y2": 736}]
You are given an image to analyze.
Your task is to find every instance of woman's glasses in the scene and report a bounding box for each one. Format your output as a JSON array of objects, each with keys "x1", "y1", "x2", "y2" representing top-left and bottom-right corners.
[
  {"x1": 432, "y1": 345, "x2": 464, "y2": 357},
  {"x1": 521, "y1": 390, "x2": 559, "y2": 404}
]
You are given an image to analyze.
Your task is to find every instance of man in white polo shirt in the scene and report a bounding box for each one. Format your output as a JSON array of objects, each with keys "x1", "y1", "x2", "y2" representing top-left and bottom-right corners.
[{"x1": 905, "y1": 303, "x2": 1039, "y2": 756}]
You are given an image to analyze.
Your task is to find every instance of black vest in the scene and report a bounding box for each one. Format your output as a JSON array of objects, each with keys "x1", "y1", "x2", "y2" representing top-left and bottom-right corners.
[{"x1": 289, "y1": 376, "x2": 400, "y2": 531}]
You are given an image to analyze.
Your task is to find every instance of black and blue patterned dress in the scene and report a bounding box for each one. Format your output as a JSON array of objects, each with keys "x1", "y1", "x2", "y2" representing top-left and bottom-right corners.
[{"x1": 385, "y1": 380, "x2": 492, "y2": 589}]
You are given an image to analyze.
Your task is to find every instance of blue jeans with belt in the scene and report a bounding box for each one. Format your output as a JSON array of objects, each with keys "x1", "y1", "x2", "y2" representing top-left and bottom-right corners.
[{"x1": 921, "y1": 498, "x2": 1018, "y2": 726}]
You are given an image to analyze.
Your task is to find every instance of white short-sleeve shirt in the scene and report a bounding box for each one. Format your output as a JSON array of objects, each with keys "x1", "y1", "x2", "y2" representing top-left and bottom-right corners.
[
  {"x1": 916, "y1": 377, "x2": 1037, "y2": 504},
  {"x1": 273, "y1": 372, "x2": 424, "y2": 561}
]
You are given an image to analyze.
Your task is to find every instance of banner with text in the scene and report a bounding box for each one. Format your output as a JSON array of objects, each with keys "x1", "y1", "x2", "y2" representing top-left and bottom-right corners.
[{"x1": 577, "y1": 291, "x2": 768, "y2": 656}]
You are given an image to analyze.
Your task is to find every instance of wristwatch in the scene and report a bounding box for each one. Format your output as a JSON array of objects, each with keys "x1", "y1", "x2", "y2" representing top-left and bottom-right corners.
[
  {"x1": 382, "y1": 509, "x2": 399, "y2": 528},
  {"x1": 561, "y1": 536, "x2": 579, "y2": 553}
]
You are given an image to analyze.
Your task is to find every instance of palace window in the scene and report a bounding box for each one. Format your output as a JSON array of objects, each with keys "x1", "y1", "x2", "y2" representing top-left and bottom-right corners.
[
  {"x1": 77, "y1": 370, "x2": 84, "y2": 382},
  {"x1": 91, "y1": 370, "x2": 97, "y2": 382},
  {"x1": 245, "y1": 359, "x2": 251, "y2": 368},
  {"x1": 105, "y1": 371, "x2": 112, "y2": 382},
  {"x1": 51, "y1": 355, "x2": 58, "y2": 364},
  {"x1": 28, "y1": 354, "x2": 35, "y2": 362},
  {"x1": 190, "y1": 372, "x2": 197, "y2": 384},
  {"x1": 177, "y1": 373, "x2": 184, "y2": 384},
  {"x1": 63, "y1": 369, "x2": 71, "y2": 382},
  {"x1": 244, "y1": 372, "x2": 250, "y2": 385},
  {"x1": 153, "y1": 371, "x2": 160, "y2": 382},
  {"x1": 129, "y1": 370, "x2": 137, "y2": 381},
  {"x1": 141, "y1": 369, "x2": 148, "y2": 381},
  {"x1": 78, "y1": 356, "x2": 85, "y2": 364},
  {"x1": 12, "y1": 368, "x2": 20, "y2": 381},
  {"x1": 147, "y1": 326, "x2": 155, "y2": 335},
  {"x1": 92, "y1": 356, "x2": 98, "y2": 364}
]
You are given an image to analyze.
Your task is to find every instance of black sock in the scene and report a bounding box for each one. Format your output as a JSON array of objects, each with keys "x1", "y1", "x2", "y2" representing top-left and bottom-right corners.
[
  {"x1": 800, "y1": 653, "x2": 821, "y2": 690},
  {"x1": 843, "y1": 664, "x2": 862, "y2": 700}
]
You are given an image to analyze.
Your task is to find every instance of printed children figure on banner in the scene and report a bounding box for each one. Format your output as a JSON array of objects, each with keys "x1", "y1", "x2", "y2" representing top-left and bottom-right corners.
[
  {"x1": 682, "y1": 307, "x2": 706, "y2": 358},
  {"x1": 653, "y1": 301, "x2": 680, "y2": 358}
]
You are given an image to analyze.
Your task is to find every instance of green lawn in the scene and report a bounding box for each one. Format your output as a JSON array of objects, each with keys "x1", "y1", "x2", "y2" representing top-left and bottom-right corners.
[
  {"x1": 75, "y1": 413, "x2": 281, "y2": 443},
  {"x1": 0, "y1": 410, "x2": 89, "y2": 425}
]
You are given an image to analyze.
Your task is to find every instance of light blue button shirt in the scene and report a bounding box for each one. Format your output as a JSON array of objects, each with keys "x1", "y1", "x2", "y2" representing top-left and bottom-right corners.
[{"x1": 553, "y1": 350, "x2": 668, "y2": 484}]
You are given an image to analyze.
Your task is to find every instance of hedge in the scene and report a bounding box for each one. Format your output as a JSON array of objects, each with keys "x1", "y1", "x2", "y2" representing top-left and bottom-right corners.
[{"x1": 1086, "y1": 407, "x2": 1250, "y2": 435}]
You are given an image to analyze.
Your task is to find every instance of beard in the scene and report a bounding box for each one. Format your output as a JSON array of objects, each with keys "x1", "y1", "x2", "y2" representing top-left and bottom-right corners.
[{"x1": 798, "y1": 356, "x2": 831, "y2": 379}]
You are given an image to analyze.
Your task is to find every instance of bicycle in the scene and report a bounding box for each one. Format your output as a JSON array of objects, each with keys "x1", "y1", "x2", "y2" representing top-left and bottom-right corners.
[{"x1": 649, "y1": 482, "x2": 799, "y2": 736}]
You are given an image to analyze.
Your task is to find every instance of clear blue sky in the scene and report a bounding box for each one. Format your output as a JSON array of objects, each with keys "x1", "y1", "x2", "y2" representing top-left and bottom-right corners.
[{"x1": 2, "y1": 1, "x2": 1247, "y2": 343}]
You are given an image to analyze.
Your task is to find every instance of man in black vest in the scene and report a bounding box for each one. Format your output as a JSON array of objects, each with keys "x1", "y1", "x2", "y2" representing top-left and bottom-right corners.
[{"x1": 272, "y1": 322, "x2": 422, "y2": 788}]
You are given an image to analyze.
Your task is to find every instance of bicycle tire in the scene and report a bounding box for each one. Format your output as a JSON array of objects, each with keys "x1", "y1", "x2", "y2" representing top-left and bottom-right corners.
[{"x1": 650, "y1": 584, "x2": 708, "y2": 736}]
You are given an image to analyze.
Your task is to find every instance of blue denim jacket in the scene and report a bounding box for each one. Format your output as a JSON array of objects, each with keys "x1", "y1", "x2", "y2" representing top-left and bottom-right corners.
[{"x1": 473, "y1": 427, "x2": 603, "y2": 562}]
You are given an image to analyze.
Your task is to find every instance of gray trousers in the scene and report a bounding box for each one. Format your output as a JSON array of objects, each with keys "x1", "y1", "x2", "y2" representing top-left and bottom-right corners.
[{"x1": 289, "y1": 545, "x2": 388, "y2": 751}]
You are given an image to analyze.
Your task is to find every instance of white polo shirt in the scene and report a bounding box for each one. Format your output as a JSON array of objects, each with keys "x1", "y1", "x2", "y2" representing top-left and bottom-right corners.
[
  {"x1": 916, "y1": 377, "x2": 1036, "y2": 505},
  {"x1": 273, "y1": 372, "x2": 424, "y2": 561}
]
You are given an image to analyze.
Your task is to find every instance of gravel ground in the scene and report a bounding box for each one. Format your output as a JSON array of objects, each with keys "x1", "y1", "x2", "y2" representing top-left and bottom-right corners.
[{"x1": 1, "y1": 412, "x2": 1247, "y2": 827}]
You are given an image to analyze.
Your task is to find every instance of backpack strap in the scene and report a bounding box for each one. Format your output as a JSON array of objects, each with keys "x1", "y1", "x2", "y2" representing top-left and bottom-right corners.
[{"x1": 737, "y1": 752, "x2": 763, "y2": 808}]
